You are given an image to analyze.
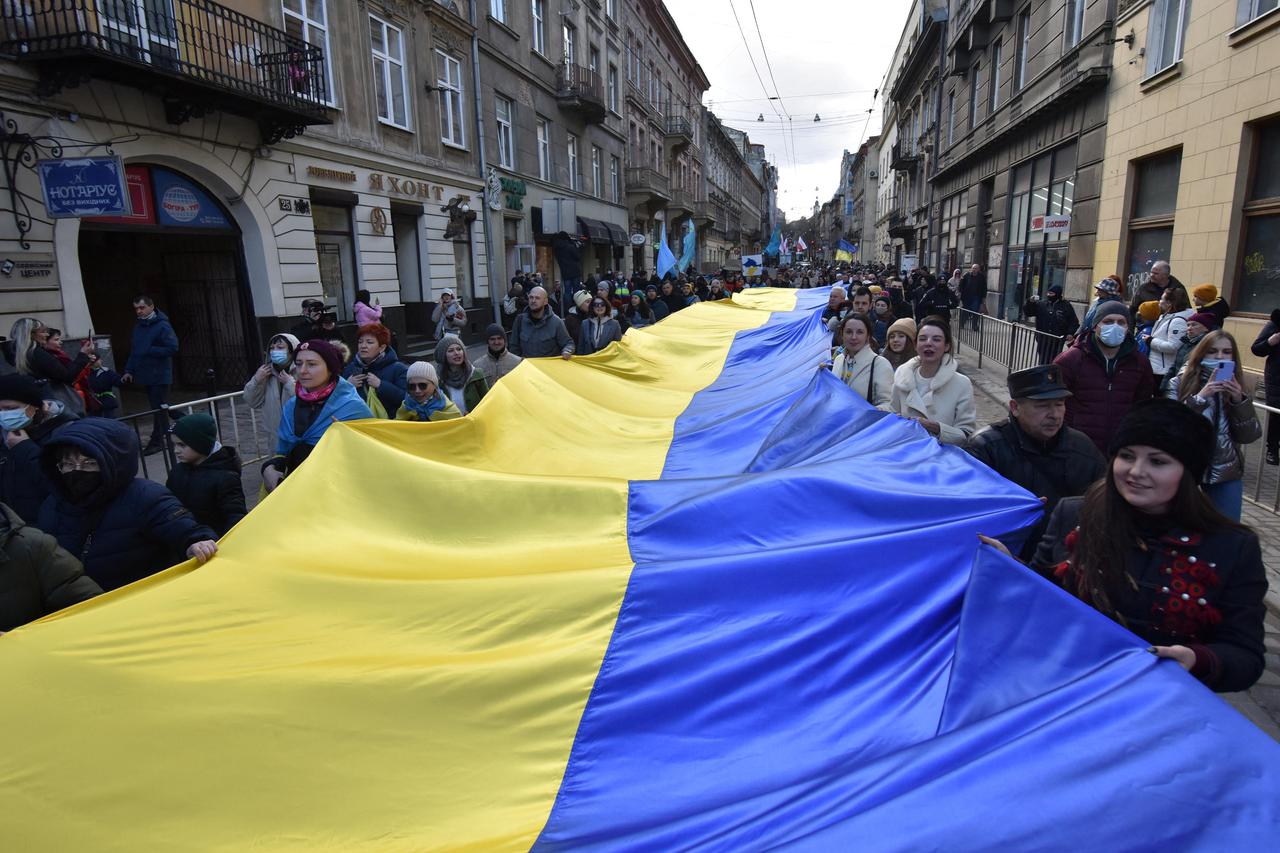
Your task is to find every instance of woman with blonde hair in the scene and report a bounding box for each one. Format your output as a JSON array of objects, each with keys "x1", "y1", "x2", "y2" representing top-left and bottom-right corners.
[
  {"x1": 1166, "y1": 329, "x2": 1260, "y2": 520},
  {"x1": 881, "y1": 317, "x2": 917, "y2": 371},
  {"x1": 7, "y1": 317, "x2": 95, "y2": 415}
]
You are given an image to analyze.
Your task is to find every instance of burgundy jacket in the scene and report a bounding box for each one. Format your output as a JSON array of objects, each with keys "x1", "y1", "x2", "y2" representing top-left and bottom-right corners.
[{"x1": 1054, "y1": 337, "x2": 1155, "y2": 452}]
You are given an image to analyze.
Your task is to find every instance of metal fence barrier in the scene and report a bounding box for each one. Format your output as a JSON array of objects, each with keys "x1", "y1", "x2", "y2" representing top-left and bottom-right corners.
[
  {"x1": 116, "y1": 391, "x2": 269, "y2": 479},
  {"x1": 953, "y1": 309, "x2": 1070, "y2": 372}
]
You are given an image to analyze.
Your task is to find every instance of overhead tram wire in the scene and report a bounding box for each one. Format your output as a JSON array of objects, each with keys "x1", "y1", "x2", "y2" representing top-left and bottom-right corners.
[
  {"x1": 744, "y1": 0, "x2": 798, "y2": 177},
  {"x1": 724, "y1": 0, "x2": 794, "y2": 172}
]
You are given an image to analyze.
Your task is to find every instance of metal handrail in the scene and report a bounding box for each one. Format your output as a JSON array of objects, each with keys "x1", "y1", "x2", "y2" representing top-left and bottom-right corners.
[
  {"x1": 116, "y1": 390, "x2": 268, "y2": 479},
  {"x1": 954, "y1": 309, "x2": 1070, "y2": 373}
]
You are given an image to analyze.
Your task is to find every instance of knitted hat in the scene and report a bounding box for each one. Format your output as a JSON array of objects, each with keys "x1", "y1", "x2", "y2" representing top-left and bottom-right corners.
[
  {"x1": 1094, "y1": 300, "x2": 1129, "y2": 323},
  {"x1": 1094, "y1": 278, "x2": 1120, "y2": 295},
  {"x1": 172, "y1": 413, "x2": 217, "y2": 456},
  {"x1": 269, "y1": 332, "x2": 300, "y2": 353},
  {"x1": 298, "y1": 339, "x2": 344, "y2": 380},
  {"x1": 0, "y1": 374, "x2": 44, "y2": 408},
  {"x1": 1137, "y1": 300, "x2": 1161, "y2": 323},
  {"x1": 1187, "y1": 311, "x2": 1219, "y2": 331},
  {"x1": 574, "y1": 291, "x2": 592, "y2": 310},
  {"x1": 869, "y1": 285, "x2": 883, "y2": 294},
  {"x1": 485, "y1": 323, "x2": 506, "y2": 339},
  {"x1": 1108, "y1": 399, "x2": 1215, "y2": 483},
  {"x1": 1192, "y1": 283, "x2": 1219, "y2": 303},
  {"x1": 886, "y1": 317, "x2": 917, "y2": 340},
  {"x1": 406, "y1": 361, "x2": 438, "y2": 385}
]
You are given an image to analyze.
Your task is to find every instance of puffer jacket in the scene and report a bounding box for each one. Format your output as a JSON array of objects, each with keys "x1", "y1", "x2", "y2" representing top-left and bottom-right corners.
[
  {"x1": 1147, "y1": 309, "x2": 1192, "y2": 376},
  {"x1": 1054, "y1": 336, "x2": 1155, "y2": 452},
  {"x1": 1166, "y1": 373, "x2": 1261, "y2": 485},
  {"x1": 165, "y1": 446, "x2": 247, "y2": 537},
  {"x1": 0, "y1": 400, "x2": 78, "y2": 524},
  {"x1": 36, "y1": 418, "x2": 217, "y2": 591},
  {"x1": 890, "y1": 355, "x2": 977, "y2": 445},
  {"x1": 125, "y1": 310, "x2": 179, "y2": 386},
  {"x1": 0, "y1": 502, "x2": 101, "y2": 631},
  {"x1": 343, "y1": 347, "x2": 409, "y2": 416}
]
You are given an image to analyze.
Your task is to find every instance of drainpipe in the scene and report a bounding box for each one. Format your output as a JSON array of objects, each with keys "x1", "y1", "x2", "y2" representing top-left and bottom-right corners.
[
  {"x1": 467, "y1": 0, "x2": 502, "y2": 327},
  {"x1": 929, "y1": 13, "x2": 947, "y2": 273}
]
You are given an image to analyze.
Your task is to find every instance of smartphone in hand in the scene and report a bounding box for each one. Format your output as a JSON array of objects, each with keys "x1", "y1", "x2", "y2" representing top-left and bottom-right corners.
[{"x1": 1213, "y1": 360, "x2": 1236, "y2": 383}]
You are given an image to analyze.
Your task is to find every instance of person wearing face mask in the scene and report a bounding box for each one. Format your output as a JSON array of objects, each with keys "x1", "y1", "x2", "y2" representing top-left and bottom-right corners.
[
  {"x1": 434, "y1": 334, "x2": 488, "y2": 415},
  {"x1": 870, "y1": 295, "x2": 895, "y2": 346},
  {"x1": 981, "y1": 399, "x2": 1267, "y2": 694},
  {"x1": 1163, "y1": 312, "x2": 1217, "y2": 396},
  {"x1": 37, "y1": 418, "x2": 219, "y2": 592},
  {"x1": 475, "y1": 324, "x2": 522, "y2": 386},
  {"x1": 0, "y1": 374, "x2": 79, "y2": 525},
  {"x1": 1166, "y1": 330, "x2": 1260, "y2": 520},
  {"x1": 1023, "y1": 283, "x2": 1079, "y2": 365},
  {"x1": 890, "y1": 316, "x2": 976, "y2": 445},
  {"x1": 343, "y1": 323, "x2": 408, "y2": 418},
  {"x1": 396, "y1": 361, "x2": 462, "y2": 422},
  {"x1": 1054, "y1": 300, "x2": 1155, "y2": 453},
  {"x1": 243, "y1": 333, "x2": 299, "y2": 456}
]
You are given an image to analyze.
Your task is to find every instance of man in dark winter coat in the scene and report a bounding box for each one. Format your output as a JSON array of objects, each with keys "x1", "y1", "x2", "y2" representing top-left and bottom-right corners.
[
  {"x1": 551, "y1": 232, "x2": 584, "y2": 316},
  {"x1": 1127, "y1": 260, "x2": 1183, "y2": 320},
  {"x1": 0, "y1": 374, "x2": 79, "y2": 524},
  {"x1": 1053, "y1": 300, "x2": 1155, "y2": 453},
  {"x1": 1251, "y1": 308, "x2": 1280, "y2": 466},
  {"x1": 509, "y1": 287, "x2": 574, "y2": 359},
  {"x1": 967, "y1": 365, "x2": 1106, "y2": 559},
  {"x1": 0, "y1": 502, "x2": 101, "y2": 632},
  {"x1": 1023, "y1": 283, "x2": 1079, "y2": 364},
  {"x1": 915, "y1": 277, "x2": 960, "y2": 323},
  {"x1": 166, "y1": 414, "x2": 246, "y2": 537},
  {"x1": 958, "y1": 264, "x2": 988, "y2": 329},
  {"x1": 37, "y1": 418, "x2": 218, "y2": 591},
  {"x1": 122, "y1": 295, "x2": 180, "y2": 455}
]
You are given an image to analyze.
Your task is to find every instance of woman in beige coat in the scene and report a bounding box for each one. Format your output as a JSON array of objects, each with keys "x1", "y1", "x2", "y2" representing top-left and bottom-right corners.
[
  {"x1": 242, "y1": 333, "x2": 298, "y2": 456},
  {"x1": 830, "y1": 314, "x2": 894, "y2": 411},
  {"x1": 890, "y1": 315, "x2": 977, "y2": 445}
]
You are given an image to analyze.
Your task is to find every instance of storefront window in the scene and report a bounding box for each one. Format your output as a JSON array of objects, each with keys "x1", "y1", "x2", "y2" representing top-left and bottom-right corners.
[
  {"x1": 1125, "y1": 149, "x2": 1181, "y2": 294},
  {"x1": 311, "y1": 202, "x2": 357, "y2": 321},
  {"x1": 1236, "y1": 120, "x2": 1280, "y2": 313},
  {"x1": 1001, "y1": 144, "x2": 1078, "y2": 318}
]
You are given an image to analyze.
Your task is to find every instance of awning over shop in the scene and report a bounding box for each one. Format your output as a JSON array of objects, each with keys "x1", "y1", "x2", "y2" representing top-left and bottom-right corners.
[
  {"x1": 577, "y1": 217, "x2": 612, "y2": 245},
  {"x1": 604, "y1": 222, "x2": 628, "y2": 246}
]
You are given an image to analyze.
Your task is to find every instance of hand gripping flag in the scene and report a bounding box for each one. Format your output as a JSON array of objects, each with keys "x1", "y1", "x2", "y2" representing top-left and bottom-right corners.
[
  {"x1": 0, "y1": 288, "x2": 1276, "y2": 850},
  {"x1": 655, "y1": 221, "x2": 677, "y2": 279}
]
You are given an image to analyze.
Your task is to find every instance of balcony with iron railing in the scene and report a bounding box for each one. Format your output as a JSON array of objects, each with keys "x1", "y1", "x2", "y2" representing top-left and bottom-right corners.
[
  {"x1": 887, "y1": 209, "x2": 914, "y2": 237},
  {"x1": 0, "y1": 0, "x2": 332, "y2": 142},
  {"x1": 556, "y1": 63, "x2": 606, "y2": 123},
  {"x1": 891, "y1": 142, "x2": 921, "y2": 172},
  {"x1": 663, "y1": 114, "x2": 694, "y2": 151},
  {"x1": 625, "y1": 166, "x2": 670, "y2": 208},
  {"x1": 692, "y1": 198, "x2": 717, "y2": 227},
  {"x1": 668, "y1": 187, "x2": 695, "y2": 216}
]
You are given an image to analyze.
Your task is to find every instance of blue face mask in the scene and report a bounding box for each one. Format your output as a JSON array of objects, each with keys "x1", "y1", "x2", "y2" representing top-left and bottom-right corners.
[
  {"x1": 1200, "y1": 358, "x2": 1223, "y2": 370},
  {"x1": 1097, "y1": 323, "x2": 1127, "y2": 347},
  {"x1": 269, "y1": 350, "x2": 291, "y2": 367},
  {"x1": 0, "y1": 408, "x2": 32, "y2": 432}
]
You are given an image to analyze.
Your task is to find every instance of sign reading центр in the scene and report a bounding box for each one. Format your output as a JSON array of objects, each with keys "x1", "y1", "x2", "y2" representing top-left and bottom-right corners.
[{"x1": 37, "y1": 157, "x2": 129, "y2": 218}]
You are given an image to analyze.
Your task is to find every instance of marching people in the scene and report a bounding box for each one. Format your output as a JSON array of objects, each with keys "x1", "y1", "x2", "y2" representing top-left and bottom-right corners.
[
  {"x1": 344, "y1": 323, "x2": 409, "y2": 418},
  {"x1": 0, "y1": 501, "x2": 102, "y2": 632},
  {"x1": 565, "y1": 291, "x2": 592, "y2": 345},
  {"x1": 122, "y1": 295, "x2": 180, "y2": 455},
  {"x1": 1006, "y1": 399, "x2": 1266, "y2": 694},
  {"x1": 822, "y1": 285, "x2": 849, "y2": 331},
  {"x1": 509, "y1": 286, "x2": 574, "y2": 360},
  {"x1": 1054, "y1": 300, "x2": 1155, "y2": 453},
  {"x1": 1146, "y1": 286, "x2": 1193, "y2": 390},
  {"x1": 166, "y1": 414, "x2": 247, "y2": 537},
  {"x1": 914, "y1": 274, "x2": 960, "y2": 324},
  {"x1": 871, "y1": 294, "x2": 895, "y2": 346},
  {"x1": 263, "y1": 340, "x2": 372, "y2": 493},
  {"x1": 1134, "y1": 301, "x2": 1162, "y2": 355},
  {"x1": 890, "y1": 316, "x2": 977, "y2": 445},
  {"x1": 1166, "y1": 330, "x2": 1260, "y2": 521},
  {"x1": 8, "y1": 317, "x2": 95, "y2": 416},
  {"x1": 1023, "y1": 283, "x2": 1079, "y2": 365},
  {"x1": 1164, "y1": 311, "x2": 1217, "y2": 394},
  {"x1": 396, "y1": 361, "x2": 461, "y2": 422},
  {"x1": 881, "y1": 317, "x2": 917, "y2": 371},
  {"x1": 434, "y1": 334, "x2": 489, "y2": 415},
  {"x1": 967, "y1": 364, "x2": 1106, "y2": 559},
  {"x1": 1191, "y1": 284, "x2": 1231, "y2": 327},
  {"x1": 660, "y1": 281, "x2": 686, "y2": 315},
  {"x1": 0, "y1": 374, "x2": 79, "y2": 525},
  {"x1": 475, "y1": 324, "x2": 522, "y2": 386},
  {"x1": 1080, "y1": 277, "x2": 1124, "y2": 336},
  {"x1": 624, "y1": 292, "x2": 656, "y2": 329},
  {"x1": 37, "y1": 418, "x2": 219, "y2": 591},
  {"x1": 1128, "y1": 260, "x2": 1182, "y2": 320},
  {"x1": 1250, "y1": 309, "x2": 1280, "y2": 466},
  {"x1": 432, "y1": 289, "x2": 468, "y2": 340},
  {"x1": 645, "y1": 284, "x2": 670, "y2": 321},
  {"x1": 243, "y1": 333, "x2": 299, "y2": 455},
  {"x1": 831, "y1": 314, "x2": 893, "y2": 411},
  {"x1": 353, "y1": 289, "x2": 383, "y2": 328},
  {"x1": 578, "y1": 297, "x2": 623, "y2": 356}
]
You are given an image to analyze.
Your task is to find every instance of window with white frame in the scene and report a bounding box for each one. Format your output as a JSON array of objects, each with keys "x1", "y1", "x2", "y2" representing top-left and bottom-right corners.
[
  {"x1": 568, "y1": 134, "x2": 580, "y2": 190},
  {"x1": 1236, "y1": 0, "x2": 1278, "y2": 27},
  {"x1": 531, "y1": 0, "x2": 546, "y2": 55},
  {"x1": 589, "y1": 46, "x2": 600, "y2": 75},
  {"x1": 1014, "y1": 11, "x2": 1029, "y2": 90},
  {"x1": 489, "y1": 0, "x2": 506, "y2": 24},
  {"x1": 1065, "y1": 0, "x2": 1085, "y2": 48},
  {"x1": 495, "y1": 95, "x2": 515, "y2": 168},
  {"x1": 607, "y1": 63, "x2": 619, "y2": 112},
  {"x1": 1146, "y1": 0, "x2": 1192, "y2": 76},
  {"x1": 591, "y1": 146, "x2": 602, "y2": 197},
  {"x1": 610, "y1": 155, "x2": 620, "y2": 202},
  {"x1": 436, "y1": 51, "x2": 465, "y2": 147},
  {"x1": 563, "y1": 22, "x2": 576, "y2": 65},
  {"x1": 606, "y1": 0, "x2": 616, "y2": 20},
  {"x1": 282, "y1": 0, "x2": 334, "y2": 104},
  {"x1": 537, "y1": 118, "x2": 551, "y2": 180},
  {"x1": 369, "y1": 16, "x2": 409, "y2": 128}
]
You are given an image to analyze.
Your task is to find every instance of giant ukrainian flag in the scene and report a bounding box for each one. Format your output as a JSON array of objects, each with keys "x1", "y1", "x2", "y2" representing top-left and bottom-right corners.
[{"x1": 0, "y1": 289, "x2": 1276, "y2": 850}]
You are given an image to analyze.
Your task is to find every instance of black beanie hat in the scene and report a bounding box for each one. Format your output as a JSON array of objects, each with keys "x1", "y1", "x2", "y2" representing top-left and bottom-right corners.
[
  {"x1": 172, "y1": 413, "x2": 218, "y2": 456},
  {"x1": 485, "y1": 323, "x2": 506, "y2": 339},
  {"x1": 1108, "y1": 399, "x2": 1216, "y2": 483},
  {"x1": 0, "y1": 374, "x2": 44, "y2": 408}
]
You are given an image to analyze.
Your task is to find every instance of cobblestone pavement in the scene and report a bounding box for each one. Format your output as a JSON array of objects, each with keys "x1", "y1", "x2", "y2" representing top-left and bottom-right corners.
[{"x1": 958, "y1": 353, "x2": 1280, "y2": 741}]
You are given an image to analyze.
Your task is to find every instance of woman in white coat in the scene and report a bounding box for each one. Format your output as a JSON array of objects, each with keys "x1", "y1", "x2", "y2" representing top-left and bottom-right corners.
[
  {"x1": 831, "y1": 314, "x2": 894, "y2": 411},
  {"x1": 890, "y1": 315, "x2": 977, "y2": 445},
  {"x1": 1146, "y1": 285, "x2": 1193, "y2": 390}
]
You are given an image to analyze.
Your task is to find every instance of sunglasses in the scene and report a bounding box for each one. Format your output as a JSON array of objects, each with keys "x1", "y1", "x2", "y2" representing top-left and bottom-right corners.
[{"x1": 407, "y1": 382, "x2": 433, "y2": 391}]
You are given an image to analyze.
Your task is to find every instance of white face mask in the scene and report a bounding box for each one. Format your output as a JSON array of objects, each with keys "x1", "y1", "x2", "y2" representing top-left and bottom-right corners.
[{"x1": 1097, "y1": 324, "x2": 1127, "y2": 347}]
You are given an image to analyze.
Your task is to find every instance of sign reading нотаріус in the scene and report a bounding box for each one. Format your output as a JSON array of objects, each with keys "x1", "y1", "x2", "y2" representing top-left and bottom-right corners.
[{"x1": 36, "y1": 157, "x2": 130, "y2": 218}]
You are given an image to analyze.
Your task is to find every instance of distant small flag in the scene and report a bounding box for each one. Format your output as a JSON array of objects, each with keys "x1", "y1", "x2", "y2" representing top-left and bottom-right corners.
[
  {"x1": 780, "y1": 236, "x2": 791, "y2": 255},
  {"x1": 796, "y1": 235, "x2": 807, "y2": 252}
]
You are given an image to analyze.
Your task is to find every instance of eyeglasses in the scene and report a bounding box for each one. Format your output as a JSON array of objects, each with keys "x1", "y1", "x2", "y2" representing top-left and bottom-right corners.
[
  {"x1": 56, "y1": 459, "x2": 100, "y2": 473},
  {"x1": 407, "y1": 383, "x2": 433, "y2": 391}
]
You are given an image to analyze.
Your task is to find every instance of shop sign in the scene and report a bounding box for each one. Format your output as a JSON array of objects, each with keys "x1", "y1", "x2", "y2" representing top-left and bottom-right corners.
[
  {"x1": 306, "y1": 166, "x2": 356, "y2": 183},
  {"x1": 1031, "y1": 214, "x2": 1070, "y2": 232},
  {"x1": 629, "y1": 233, "x2": 646, "y2": 246},
  {"x1": 86, "y1": 165, "x2": 155, "y2": 225},
  {"x1": 0, "y1": 253, "x2": 56, "y2": 284},
  {"x1": 152, "y1": 168, "x2": 230, "y2": 229},
  {"x1": 499, "y1": 177, "x2": 526, "y2": 211},
  {"x1": 37, "y1": 157, "x2": 129, "y2": 218},
  {"x1": 368, "y1": 172, "x2": 444, "y2": 201}
]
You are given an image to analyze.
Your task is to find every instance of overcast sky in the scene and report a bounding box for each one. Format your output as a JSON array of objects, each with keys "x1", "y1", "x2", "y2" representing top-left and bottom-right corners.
[{"x1": 667, "y1": 0, "x2": 907, "y2": 222}]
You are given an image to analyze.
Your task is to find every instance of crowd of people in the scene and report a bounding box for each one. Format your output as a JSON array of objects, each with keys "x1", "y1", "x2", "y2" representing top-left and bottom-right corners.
[{"x1": 0, "y1": 262, "x2": 1271, "y2": 697}]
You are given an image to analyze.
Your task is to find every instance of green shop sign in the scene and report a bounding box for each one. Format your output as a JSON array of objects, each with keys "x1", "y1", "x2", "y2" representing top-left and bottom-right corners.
[{"x1": 499, "y1": 177, "x2": 526, "y2": 211}]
